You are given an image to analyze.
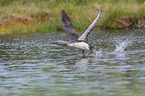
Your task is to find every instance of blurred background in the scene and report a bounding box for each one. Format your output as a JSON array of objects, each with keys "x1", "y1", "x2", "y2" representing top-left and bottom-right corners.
[{"x1": 0, "y1": 0, "x2": 144, "y2": 33}]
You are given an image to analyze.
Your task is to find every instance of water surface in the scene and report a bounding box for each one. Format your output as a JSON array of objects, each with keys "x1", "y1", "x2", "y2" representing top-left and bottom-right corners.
[{"x1": 0, "y1": 30, "x2": 145, "y2": 96}]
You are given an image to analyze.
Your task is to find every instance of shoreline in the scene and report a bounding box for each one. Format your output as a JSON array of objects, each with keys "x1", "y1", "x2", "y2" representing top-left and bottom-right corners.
[{"x1": 0, "y1": 1, "x2": 145, "y2": 34}]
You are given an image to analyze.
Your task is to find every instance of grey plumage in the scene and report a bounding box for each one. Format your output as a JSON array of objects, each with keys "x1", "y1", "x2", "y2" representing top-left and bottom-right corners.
[
  {"x1": 54, "y1": 40, "x2": 69, "y2": 45},
  {"x1": 62, "y1": 10, "x2": 78, "y2": 42},
  {"x1": 53, "y1": 8, "x2": 102, "y2": 56}
]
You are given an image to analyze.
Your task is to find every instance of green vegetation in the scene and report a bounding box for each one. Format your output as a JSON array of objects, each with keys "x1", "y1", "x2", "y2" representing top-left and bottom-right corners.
[{"x1": 0, "y1": 0, "x2": 145, "y2": 34}]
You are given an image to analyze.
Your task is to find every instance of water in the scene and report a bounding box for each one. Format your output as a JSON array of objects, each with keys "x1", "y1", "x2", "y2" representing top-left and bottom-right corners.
[{"x1": 0, "y1": 30, "x2": 145, "y2": 96}]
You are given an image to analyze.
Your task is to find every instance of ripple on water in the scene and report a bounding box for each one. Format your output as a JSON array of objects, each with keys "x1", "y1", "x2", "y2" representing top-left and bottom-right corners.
[{"x1": 0, "y1": 30, "x2": 145, "y2": 96}]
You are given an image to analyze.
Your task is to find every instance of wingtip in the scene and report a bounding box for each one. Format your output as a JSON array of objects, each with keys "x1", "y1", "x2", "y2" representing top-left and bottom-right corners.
[
  {"x1": 100, "y1": 7, "x2": 102, "y2": 12},
  {"x1": 97, "y1": 7, "x2": 102, "y2": 15},
  {"x1": 62, "y1": 10, "x2": 65, "y2": 13},
  {"x1": 77, "y1": 6, "x2": 102, "y2": 42}
]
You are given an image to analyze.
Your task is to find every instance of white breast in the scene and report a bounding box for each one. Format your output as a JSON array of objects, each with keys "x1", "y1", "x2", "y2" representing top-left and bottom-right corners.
[{"x1": 67, "y1": 42, "x2": 90, "y2": 50}]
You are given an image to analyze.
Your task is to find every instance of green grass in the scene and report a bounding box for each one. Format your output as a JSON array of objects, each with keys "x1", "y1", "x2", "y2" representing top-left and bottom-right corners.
[{"x1": 0, "y1": 0, "x2": 145, "y2": 34}]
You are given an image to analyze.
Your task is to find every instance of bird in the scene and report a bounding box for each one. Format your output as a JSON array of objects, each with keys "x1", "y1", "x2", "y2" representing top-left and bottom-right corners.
[{"x1": 53, "y1": 8, "x2": 102, "y2": 57}]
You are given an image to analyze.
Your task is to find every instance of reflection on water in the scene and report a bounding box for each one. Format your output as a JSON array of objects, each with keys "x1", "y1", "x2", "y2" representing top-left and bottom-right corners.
[{"x1": 0, "y1": 30, "x2": 145, "y2": 96}]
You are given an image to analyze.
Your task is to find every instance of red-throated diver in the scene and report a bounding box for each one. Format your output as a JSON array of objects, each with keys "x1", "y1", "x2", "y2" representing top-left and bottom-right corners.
[{"x1": 54, "y1": 8, "x2": 102, "y2": 57}]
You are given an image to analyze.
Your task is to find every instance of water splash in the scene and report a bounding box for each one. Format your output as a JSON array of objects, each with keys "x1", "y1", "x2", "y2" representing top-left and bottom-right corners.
[
  {"x1": 114, "y1": 39, "x2": 132, "y2": 53},
  {"x1": 92, "y1": 48, "x2": 102, "y2": 56}
]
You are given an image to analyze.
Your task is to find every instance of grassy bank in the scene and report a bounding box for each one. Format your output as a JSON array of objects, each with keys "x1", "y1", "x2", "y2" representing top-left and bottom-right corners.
[{"x1": 0, "y1": 0, "x2": 145, "y2": 34}]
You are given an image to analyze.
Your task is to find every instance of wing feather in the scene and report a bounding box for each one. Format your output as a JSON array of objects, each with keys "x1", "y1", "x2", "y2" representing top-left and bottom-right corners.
[
  {"x1": 78, "y1": 8, "x2": 102, "y2": 42},
  {"x1": 62, "y1": 10, "x2": 78, "y2": 42}
]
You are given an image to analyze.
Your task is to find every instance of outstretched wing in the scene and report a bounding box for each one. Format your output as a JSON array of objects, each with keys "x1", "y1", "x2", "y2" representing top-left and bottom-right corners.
[
  {"x1": 78, "y1": 8, "x2": 102, "y2": 42},
  {"x1": 62, "y1": 10, "x2": 78, "y2": 42}
]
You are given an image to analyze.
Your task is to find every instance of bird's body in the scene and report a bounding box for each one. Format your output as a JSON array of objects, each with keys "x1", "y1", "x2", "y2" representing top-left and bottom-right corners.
[
  {"x1": 53, "y1": 8, "x2": 102, "y2": 57},
  {"x1": 67, "y1": 41, "x2": 90, "y2": 50}
]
